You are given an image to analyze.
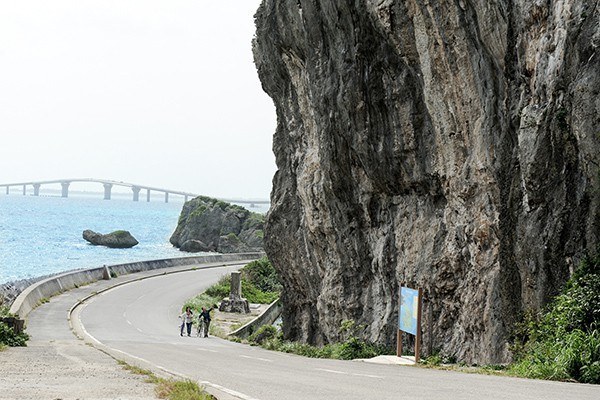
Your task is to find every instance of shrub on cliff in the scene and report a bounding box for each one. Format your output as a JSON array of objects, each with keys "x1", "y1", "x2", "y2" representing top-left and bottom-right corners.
[{"x1": 509, "y1": 251, "x2": 600, "y2": 383}]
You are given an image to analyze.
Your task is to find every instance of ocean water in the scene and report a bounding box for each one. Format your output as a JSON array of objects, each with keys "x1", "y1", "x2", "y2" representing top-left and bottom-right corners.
[{"x1": 0, "y1": 192, "x2": 268, "y2": 284}]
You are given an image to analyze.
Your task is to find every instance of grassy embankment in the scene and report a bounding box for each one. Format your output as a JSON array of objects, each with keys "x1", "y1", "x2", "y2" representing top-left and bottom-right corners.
[{"x1": 118, "y1": 360, "x2": 215, "y2": 400}]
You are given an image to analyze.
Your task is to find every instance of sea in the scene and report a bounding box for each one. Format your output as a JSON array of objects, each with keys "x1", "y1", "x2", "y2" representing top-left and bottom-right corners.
[{"x1": 0, "y1": 191, "x2": 269, "y2": 284}]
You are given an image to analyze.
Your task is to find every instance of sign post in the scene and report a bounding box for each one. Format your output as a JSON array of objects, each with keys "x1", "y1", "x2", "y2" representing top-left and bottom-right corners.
[{"x1": 397, "y1": 286, "x2": 423, "y2": 362}]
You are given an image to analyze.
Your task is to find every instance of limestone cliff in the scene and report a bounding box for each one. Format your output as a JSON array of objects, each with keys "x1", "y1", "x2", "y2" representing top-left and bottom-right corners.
[
  {"x1": 170, "y1": 196, "x2": 264, "y2": 254},
  {"x1": 253, "y1": 0, "x2": 600, "y2": 363}
]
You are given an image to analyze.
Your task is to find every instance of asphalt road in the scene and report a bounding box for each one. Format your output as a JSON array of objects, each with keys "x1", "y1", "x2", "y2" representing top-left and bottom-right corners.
[{"x1": 75, "y1": 264, "x2": 599, "y2": 400}]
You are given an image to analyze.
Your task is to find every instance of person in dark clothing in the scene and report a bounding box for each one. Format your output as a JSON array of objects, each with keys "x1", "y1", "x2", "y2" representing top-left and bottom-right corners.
[{"x1": 198, "y1": 306, "x2": 214, "y2": 337}]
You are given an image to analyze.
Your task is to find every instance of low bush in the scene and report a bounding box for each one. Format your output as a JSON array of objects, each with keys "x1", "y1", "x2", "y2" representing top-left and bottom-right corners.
[
  {"x1": 248, "y1": 324, "x2": 277, "y2": 345},
  {"x1": 250, "y1": 320, "x2": 393, "y2": 361},
  {"x1": 242, "y1": 257, "x2": 281, "y2": 294},
  {"x1": 0, "y1": 322, "x2": 29, "y2": 347},
  {"x1": 509, "y1": 251, "x2": 600, "y2": 383}
]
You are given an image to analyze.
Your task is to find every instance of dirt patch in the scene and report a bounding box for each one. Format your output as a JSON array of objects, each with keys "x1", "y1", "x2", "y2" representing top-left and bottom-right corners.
[
  {"x1": 209, "y1": 304, "x2": 269, "y2": 338},
  {"x1": 0, "y1": 341, "x2": 158, "y2": 400}
]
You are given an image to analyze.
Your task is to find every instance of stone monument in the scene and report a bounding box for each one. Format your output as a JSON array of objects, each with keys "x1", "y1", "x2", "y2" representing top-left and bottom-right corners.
[{"x1": 219, "y1": 271, "x2": 250, "y2": 313}]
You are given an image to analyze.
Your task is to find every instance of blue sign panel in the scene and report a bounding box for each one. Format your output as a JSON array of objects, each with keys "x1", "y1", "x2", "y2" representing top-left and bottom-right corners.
[{"x1": 399, "y1": 287, "x2": 419, "y2": 335}]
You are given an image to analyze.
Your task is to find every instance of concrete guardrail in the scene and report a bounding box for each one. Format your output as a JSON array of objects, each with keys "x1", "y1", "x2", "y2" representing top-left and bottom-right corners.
[
  {"x1": 9, "y1": 252, "x2": 263, "y2": 320},
  {"x1": 229, "y1": 298, "x2": 283, "y2": 339}
]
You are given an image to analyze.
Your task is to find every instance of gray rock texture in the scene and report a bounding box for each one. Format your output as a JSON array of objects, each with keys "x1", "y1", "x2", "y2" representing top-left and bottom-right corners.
[
  {"x1": 170, "y1": 196, "x2": 265, "y2": 254},
  {"x1": 253, "y1": 0, "x2": 600, "y2": 364},
  {"x1": 82, "y1": 230, "x2": 138, "y2": 249}
]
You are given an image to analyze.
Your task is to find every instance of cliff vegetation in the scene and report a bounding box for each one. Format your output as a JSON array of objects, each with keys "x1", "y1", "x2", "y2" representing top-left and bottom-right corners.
[{"x1": 170, "y1": 196, "x2": 264, "y2": 254}]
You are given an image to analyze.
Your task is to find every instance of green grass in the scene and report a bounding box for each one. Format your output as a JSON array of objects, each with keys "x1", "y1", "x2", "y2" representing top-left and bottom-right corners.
[
  {"x1": 156, "y1": 379, "x2": 214, "y2": 400},
  {"x1": 197, "y1": 257, "x2": 281, "y2": 306},
  {"x1": 183, "y1": 293, "x2": 221, "y2": 315},
  {"x1": 117, "y1": 360, "x2": 159, "y2": 383},
  {"x1": 117, "y1": 360, "x2": 214, "y2": 400}
]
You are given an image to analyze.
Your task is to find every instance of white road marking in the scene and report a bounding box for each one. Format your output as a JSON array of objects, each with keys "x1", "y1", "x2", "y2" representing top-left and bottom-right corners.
[
  {"x1": 315, "y1": 368, "x2": 383, "y2": 379},
  {"x1": 199, "y1": 380, "x2": 262, "y2": 400},
  {"x1": 240, "y1": 355, "x2": 273, "y2": 363},
  {"x1": 77, "y1": 312, "x2": 102, "y2": 345},
  {"x1": 316, "y1": 368, "x2": 345, "y2": 374}
]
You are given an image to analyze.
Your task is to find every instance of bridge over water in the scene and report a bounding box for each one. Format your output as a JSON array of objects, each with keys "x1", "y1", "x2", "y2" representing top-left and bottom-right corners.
[{"x1": 0, "y1": 178, "x2": 270, "y2": 207}]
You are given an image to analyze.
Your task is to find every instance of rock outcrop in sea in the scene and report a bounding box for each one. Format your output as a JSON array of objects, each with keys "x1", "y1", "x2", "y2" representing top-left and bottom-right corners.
[
  {"x1": 82, "y1": 230, "x2": 139, "y2": 249},
  {"x1": 253, "y1": 0, "x2": 599, "y2": 364},
  {"x1": 170, "y1": 196, "x2": 264, "y2": 254}
]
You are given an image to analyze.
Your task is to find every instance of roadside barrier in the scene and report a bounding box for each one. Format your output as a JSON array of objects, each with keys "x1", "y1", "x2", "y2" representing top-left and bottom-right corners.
[
  {"x1": 229, "y1": 297, "x2": 282, "y2": 339},
  {"x1": 9, "y1": 253, "x2": 263, "y2": 321}
]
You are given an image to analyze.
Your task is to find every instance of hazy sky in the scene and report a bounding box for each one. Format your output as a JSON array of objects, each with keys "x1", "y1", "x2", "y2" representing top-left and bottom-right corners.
[{"x1": 0, "y1": 1, "x2": 276, "y2": 199}]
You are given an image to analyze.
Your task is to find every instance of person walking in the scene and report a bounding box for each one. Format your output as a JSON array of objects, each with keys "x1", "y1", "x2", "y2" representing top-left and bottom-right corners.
[
  {"x1": 179, "y1": 307, "x2": 194, "y2": 337},
  {"x1": 199, "y1": 306, "x2": 214, "y2": 337}
]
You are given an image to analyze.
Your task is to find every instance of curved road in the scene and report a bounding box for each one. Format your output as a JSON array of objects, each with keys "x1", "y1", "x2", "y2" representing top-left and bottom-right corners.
[{"x1": 75, "y1": 265, "x2": 599, "y2": 400}]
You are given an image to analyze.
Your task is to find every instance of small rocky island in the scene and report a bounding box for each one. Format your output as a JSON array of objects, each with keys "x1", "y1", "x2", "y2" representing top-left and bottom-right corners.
[
  {"x1": 82, "y1": 230, "x2": 139, "y2": 249},
  {"x1": 170, "y1": 196, "x2": 264, "y2": 254}
]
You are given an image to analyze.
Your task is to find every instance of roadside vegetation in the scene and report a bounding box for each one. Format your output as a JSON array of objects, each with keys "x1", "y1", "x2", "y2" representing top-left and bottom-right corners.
[
  {"x1": 420, "y1": 250, "x2": 600, "y2": 384},
  {"x1": 183, "y1": 257, "x2": 281, "y2": 314},
  {"x1": 247, "y1": 319, "x2": 393, "y2": 360},
  {"x1": 508, "y1": 251, "x2": 600, "y2": 383},
  {"x1": 0, "y1": 305, "x2": 29, "y2": 349},
  {"x1": 118, "y1": 360, "x2": 215, "y2": 400}
]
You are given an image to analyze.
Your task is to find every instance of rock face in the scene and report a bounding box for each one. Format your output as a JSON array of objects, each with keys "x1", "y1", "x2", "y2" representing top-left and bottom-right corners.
[
  {"x1": 82, "y1": 230, "x2": 139, "y2": 249},
  {"x1": 253, "y1": 0, "x2": 599, "y2": 364},
  {"x1": 170, "y1": 196, "x2": 265, "y2": 254}
]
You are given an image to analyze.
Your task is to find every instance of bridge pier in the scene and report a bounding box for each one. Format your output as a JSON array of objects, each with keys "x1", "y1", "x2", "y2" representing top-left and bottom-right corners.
[
  {"x1": 164, "y1": 192, "x2": 169, "y2": 203},
  {"x1": 61, "y1": 182, "x2": 70, "y2": 198},
  {"x1": 33, "y1": 184, "x2": 41, "y2": 196},
  {"x1": 103, "y1": 183, "x2": 112, "y2": 200},
  {"x1": 132, "y1": 186, "x2": 141, "y2": 202},
  {"x1": 146, "y1": 189, "x2": 151, "y2": 202},
  {"x1": 5, "y1": 186, "x2": 8, "y2": 195},
  {"x1": 22, "y1": 185, "x2": 26, "y2": 196}
]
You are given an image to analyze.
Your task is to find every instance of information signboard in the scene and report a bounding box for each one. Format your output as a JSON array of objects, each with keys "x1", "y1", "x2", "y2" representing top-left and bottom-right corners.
[
  {"x1": 397, "y1": 286, "x2": 423, "y2": 362},
  {"x1": 399, "y1": 287, "x2": 419, "y2": 335}
]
